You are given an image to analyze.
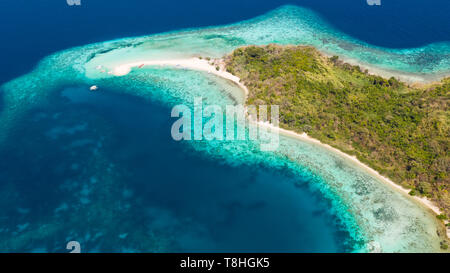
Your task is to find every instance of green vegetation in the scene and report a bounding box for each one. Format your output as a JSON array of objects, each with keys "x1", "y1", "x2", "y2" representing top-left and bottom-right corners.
[{"x1": 225, "y1": 45, "x2": 450, "y2": 215}]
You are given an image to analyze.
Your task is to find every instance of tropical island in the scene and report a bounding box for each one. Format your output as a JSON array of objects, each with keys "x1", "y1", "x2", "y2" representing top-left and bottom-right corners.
[
  {"x1": 90, "y1": 44, "x2": 450, "y2": 251},
  {"x1": 2, "y1": 5, "x2": 449, "y2": 253},
  {"x1": 224, "y1": 45, "x2": 449, "y2": 229}
]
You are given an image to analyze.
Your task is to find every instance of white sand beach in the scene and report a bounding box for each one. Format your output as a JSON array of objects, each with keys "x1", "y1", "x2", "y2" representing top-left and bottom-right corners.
[
  {"x1": 111, "y1": 58, "x2": 249, "y2": 98},
  {"x1": 318, "y1": 50, "x2": 450, "y2": 85}
]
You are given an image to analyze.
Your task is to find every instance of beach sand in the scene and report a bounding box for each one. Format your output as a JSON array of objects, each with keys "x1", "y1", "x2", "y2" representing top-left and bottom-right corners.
[
  {"x1": 108, "y1": 57, "x2": 449, "y2": 239},
  {"x1": 111, "y1": 58, "x2": 249, "y2": 97},
  {"x1": 318, "y1": 50, "x2": 450, "y2": 85}
]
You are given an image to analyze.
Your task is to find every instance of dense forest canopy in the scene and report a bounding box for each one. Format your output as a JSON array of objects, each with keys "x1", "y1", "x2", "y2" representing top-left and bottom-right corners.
[{"x1": 225, "y1": 45, "x2": 450, "y2": 217}]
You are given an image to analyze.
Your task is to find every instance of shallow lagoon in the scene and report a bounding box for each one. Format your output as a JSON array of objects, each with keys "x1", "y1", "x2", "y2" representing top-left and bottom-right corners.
[
  {"x1": 0, "y1": 5, "x2": 448, "y2": 252},
  {"x1": 0, "y1": 85, "x2": 352, "y2": 252}
]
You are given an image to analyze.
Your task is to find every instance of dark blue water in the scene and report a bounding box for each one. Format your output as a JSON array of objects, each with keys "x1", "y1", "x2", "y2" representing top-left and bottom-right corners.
[
  {"x1": 0, "y1": 0, "x2": 449, "y2": 83},
  {"x1": 0, "y1": 86, "x2": 351, "y2": 252},
  {"x1": 0, "y1": 0, "x2": 448, "y2": 253}
]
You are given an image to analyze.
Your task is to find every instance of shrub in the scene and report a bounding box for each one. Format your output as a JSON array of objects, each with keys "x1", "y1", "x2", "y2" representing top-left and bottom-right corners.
[
  {"x1": 330, "y1": 56, "x2": 339, "y2": 63},
  {"x1": 225, "y1": 45, "x2": 450, "y2": 215}
]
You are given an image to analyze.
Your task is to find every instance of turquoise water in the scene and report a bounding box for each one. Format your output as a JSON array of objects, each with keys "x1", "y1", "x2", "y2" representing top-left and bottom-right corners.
[
  {"x1": 0, "y1": 5, "x2": 448, "y2": 252},
  {"x1": 82, "y1": 6, "x2": 450, "y2": 80},
  {"x1": 0, "y1": 81, "x2": 354, "y2": 252}
]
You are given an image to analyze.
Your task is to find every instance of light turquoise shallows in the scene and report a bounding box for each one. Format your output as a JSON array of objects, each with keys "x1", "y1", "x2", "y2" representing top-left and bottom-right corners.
[{"x1": 1, "y1": 5, "x2": 448, "y2": 252}]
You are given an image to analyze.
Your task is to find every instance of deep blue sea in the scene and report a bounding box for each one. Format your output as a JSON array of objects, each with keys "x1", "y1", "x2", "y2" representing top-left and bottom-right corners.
[
  {"x1": 1, "y1": 0, "x2": 449, "y2": 83},
  {"x1": 0, "y1": 0, "x2": 449, "y2": 252}
]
